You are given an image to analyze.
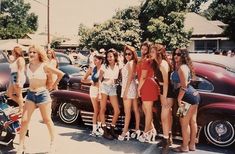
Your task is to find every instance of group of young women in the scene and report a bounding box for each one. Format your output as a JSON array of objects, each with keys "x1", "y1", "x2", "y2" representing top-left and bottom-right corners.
[
  {"x1": 7, "y1": 45, "x2": 64, "y2": 154},
  {"x1": 82, "y1": 41, "x2": 200, "y2": 153}
]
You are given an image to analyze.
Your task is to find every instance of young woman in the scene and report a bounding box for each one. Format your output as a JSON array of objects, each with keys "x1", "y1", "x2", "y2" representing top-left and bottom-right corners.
[
  {"x1": 118, "y1": 45, "x2": 140, "y2": 141},
  {"x1": 137, "y1": 42, "x2": 159, "y2": 142},
  {"x1": 150, "y1": 44, "x2": 174, "y2": 151},
  {"x1": 47, "y1": 49, "x2": 58, "y2": 90},
  {"x1": 171, "y1": 48, "x2": 200, "y2": 152},
  {"x1": 81, "y1": 53, "x2": 104, "y2": 136},
  {"x1": 17, "y1": 45, "x2": 64, "y2": 154},
  {"x1": 7, "y1": 46, "x2": 26, "y2": 114},
  {"x1": 99, "y1": 49, "x2": 121, "y2": 140}
]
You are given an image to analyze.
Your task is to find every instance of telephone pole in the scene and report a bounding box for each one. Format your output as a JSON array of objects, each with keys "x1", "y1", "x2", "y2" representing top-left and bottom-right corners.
[{"x1": 47, "y1": 0, "x2": 50, "y2": 49}]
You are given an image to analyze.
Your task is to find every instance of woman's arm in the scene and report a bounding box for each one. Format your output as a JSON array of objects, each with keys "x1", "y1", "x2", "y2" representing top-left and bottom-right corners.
[
  {"x1": 16, "y1": 57, "x2": 25, "y2": 84},
  {"x1": 160, "y1": 61, "x2": 169, "y2": 98},
  {"x1": 137, "y1": 69, "x2": 147, "y2": 97},
  {"x1": 177, "y1": 65, "x2": 189, "y2": 106},
  {"x1": 44, "y1": 65, "x2": 65, "y2": 90},
  {"x1": 81, "y1": 67, "x2": 92, "y2": 84}
]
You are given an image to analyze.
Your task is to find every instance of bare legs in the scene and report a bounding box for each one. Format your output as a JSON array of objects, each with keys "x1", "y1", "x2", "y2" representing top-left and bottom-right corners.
[
  {"x1": 179, "y1": 104, "x2": 198, "y2": 151},
  {"x1": 142, "y1": 101, "x2": 154, "y2": 132},
  {"x1": 7, "y1": 84, "x2": 24, "y2": 113}
]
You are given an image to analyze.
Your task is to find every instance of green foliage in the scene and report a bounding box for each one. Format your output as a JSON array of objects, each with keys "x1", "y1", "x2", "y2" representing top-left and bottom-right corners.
[
  {"x1": 188, "y1": 0, "x2": 208, "y2": 13},
  {"x1": 50, "y1": 40, "x2": 61, "y2": 49},
  {"x1": 147, "y1": 12, "x2": 192, "y2": 49},
  {"x1": 0, "y1": 0, "x2": 38, "y2": 39},
  {"x1": 78, "y1": 7, "x2": 142, "y2": 51},
  {"x1": 203, "y1": 0, "x2": 235, "y2": 41}
]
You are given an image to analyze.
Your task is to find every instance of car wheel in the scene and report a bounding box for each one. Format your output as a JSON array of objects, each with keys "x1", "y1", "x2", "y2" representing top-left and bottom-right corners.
[
  {"x1": 82, "y1": 66, "x2": 88, "y2": 72},
  {"x1": 58, "y1": 102, "x2": 79, "y2": 124},
  {"x1": 204, "y1": 120, "x2": 235, "y2": 147}
]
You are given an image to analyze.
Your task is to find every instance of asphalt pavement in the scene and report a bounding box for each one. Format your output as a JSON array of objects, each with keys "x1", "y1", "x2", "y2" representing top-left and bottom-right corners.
[{"x1": 0, "y1": 110, "x2": 234, "y2": 154}]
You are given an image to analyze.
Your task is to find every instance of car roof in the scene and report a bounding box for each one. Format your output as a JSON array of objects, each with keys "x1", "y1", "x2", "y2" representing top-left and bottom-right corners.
[{"x1": 190, "y1": 53, "x2": 235, "y2": 72}]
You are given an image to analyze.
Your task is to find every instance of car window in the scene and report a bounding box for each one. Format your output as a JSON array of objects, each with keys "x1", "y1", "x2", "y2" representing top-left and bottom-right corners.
[
  {"x1": 0, "y1": 52, "x2": 8, "y2": 63},
  {"x1": 56, "y1": 55, "x2": 71, "y2": 64},
  {"x1": 191, "y1": 76, "x2": 214, "y2": 92}
]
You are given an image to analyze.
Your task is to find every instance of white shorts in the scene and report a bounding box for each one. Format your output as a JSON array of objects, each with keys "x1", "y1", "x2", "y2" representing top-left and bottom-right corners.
[{"x1": 89, "y1": 85, "x2": 99, "y2": 98}]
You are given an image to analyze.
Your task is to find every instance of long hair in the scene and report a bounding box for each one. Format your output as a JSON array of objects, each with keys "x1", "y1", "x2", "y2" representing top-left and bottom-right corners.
[
  {"x1": 47, "y1": 49, "x2": 58, "y2": 68},
  {"x1": 12, "y1": 46, "x2": 24, "y2": 58},
  {"x1": 123, "y1": 45, "x2": 138, "y2": 65},
  {"x1": 104, "y1": 48, "x2": 119, "y2": 67},
  {"x1": 140, "y1": 41, "x2": 150, "y2": 59},
  {"x1": 151, "y1": 43, "x2": 172, "y2": 72},
  {"x1": 29, "y1": 45, "x2": 49, "y2": 63},
  {"x1": 172, "y1": 48, "x2": 195, "y2": 79}
]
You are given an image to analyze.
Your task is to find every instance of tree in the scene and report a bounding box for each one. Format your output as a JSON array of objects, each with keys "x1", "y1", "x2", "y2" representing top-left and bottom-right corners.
[
  {"x1": 139, "y1": 0, "x2": 193, "y2": 49},
  {"x1": 0, "y1": 0, "x2": 38, "y2": 39},
  {"x1": 147, "y1": 12, "x2": 192, "y2": 49},
  {"x1": 78, "y1": 7, "x2": 142, "y2": 51},
  {"x1": 203, "y1": 0, "x2": 235, "y2": 41}
]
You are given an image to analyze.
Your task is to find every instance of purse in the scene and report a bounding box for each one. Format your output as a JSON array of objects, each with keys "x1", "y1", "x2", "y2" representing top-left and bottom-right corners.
[{"x1": 176, "y1": 101, "x2": 191, "y2": 117}]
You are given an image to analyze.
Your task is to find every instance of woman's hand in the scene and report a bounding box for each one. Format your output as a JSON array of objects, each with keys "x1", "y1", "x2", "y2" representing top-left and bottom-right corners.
[{"x1": 123, "y1": 90, "x2": 128, "y2": 100}]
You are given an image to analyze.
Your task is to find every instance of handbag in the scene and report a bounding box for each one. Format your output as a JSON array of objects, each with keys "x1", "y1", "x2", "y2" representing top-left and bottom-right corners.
[{"x1": 176, "y1": 101, "x2": 191, "y2": 117}]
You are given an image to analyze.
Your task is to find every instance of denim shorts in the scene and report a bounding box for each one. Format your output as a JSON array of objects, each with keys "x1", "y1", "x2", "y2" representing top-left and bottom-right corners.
[
  {"x1": 26, "y1": 89, "x2": 52, "y2": 105},
  {"x1": 89, "y1": 85, "x2": 99, "y2": 98},
  {"x1": 10, "y1": 72, "x2": 26, "y2": 88},
  {"x1": 100, "y1": 83, "x2": 117, "y2": 96}
]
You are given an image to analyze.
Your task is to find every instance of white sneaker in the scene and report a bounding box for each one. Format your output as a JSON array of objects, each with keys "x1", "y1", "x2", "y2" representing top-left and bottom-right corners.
[{"x1": 48, "y1": 142, "x2": 56, "y2": 154}]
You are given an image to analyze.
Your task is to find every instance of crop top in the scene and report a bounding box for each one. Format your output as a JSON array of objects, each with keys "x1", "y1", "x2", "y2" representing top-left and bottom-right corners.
[
  {"x1": 26, "y1": 63, "x2": 47, "y2": 80},
  {"x1": 171, "y1": 65, "x2": 191, "y2": 84},
  {"x1": 101, "y1": 64, "x2": 120, "y2": 80},
  {"x1": 91, "y1": 66, "x2": 99, "y2": 83}
]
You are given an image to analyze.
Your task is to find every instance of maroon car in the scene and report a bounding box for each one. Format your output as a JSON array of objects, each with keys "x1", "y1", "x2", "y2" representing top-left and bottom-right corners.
[{"x1": 50, "y1": 59, "x2": 235, "y2": 148}]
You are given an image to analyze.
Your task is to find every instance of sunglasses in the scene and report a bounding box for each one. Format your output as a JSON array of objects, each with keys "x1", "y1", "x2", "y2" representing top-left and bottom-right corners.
[
  {"x1": 174, "y1": 53, "x2": 181, "y2": 56},
  {"x1": 125, "y1": 53, "x2": 132, "y2": 56}
]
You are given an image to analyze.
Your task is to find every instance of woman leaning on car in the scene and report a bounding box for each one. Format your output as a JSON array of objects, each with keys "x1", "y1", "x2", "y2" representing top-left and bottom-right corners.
[
  {"x1": 81, "y1": 52, "x2": 105, "y2": 136},
  {"x1": 150, "y1": 43, "x2": 174, "y2": 151},
  {"x1": 171, "y1": 48, "x2": 200, "y2": 152},
  {"x1": 99, "y1": 48, "x2": 121, "y2": 140}
]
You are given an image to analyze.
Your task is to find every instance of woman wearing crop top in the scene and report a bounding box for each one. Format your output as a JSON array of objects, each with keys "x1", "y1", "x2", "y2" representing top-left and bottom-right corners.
[
  {"x1": 118, "y1": 45, "x2": 140, "y2": 141},
  {"x1": 47, "y1": 49, "x2": 58, "y2": 90},
  {"x1": 17, "y1": 45, "x2": 64, "y2": 154},
  {"x1": 137, "y1": 42, "x2": 159, "y2": 142},
  {"x1": 81, "y1": 53, "x2": 104, "y2": 136},
  {"x1": 171, "y1": 48, "x2": 200, "y2": 152},
  {"x1": 7, "y1": 46, "x2": 26, "y2": 114},
  {"x1": 150, "y1": 44, "x2": 174, "y2": 152},
  {"x1": 99, "y1": 49, "x2": 120, "y2": 140}
]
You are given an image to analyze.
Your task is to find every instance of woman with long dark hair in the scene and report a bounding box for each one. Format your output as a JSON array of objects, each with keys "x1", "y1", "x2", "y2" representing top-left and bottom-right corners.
[
  {"x1": 150, "y1": 43, "x2": 174, "y2": 151},
  {"x1": 171, "y1": 48, "x2": 200, "y2": 152},
  {"x1": 118, "y1": 45, "x2": 140, "y2": 141},
  {"x1": 99, "y1": 49, "x2": 120, "y2": 140},
  {"x1": 137, "y1": 42, "x2": 159, "y2": 142}
]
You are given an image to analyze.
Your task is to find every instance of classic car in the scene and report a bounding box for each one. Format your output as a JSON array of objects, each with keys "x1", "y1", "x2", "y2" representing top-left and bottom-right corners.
[
  {"x1": 0, "y1": 50, "x2": 82, "y2": 91},
  {"x1": 50, "y1": 59, "x2": 235, "y2": 148}
]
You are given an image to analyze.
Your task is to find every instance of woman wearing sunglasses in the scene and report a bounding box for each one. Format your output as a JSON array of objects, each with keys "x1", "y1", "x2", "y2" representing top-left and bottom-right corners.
[
  {"x1": 171, "y1": 48, "x2": 200, "y2": 152},
  {"x1": 118, "y1": 45, "x2": 140, "y2": 141}
]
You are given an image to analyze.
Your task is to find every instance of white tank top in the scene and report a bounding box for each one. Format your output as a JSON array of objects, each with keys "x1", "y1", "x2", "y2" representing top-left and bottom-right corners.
[{"x1": 9, "y1": 60, "x2": 18, "y2": 73}]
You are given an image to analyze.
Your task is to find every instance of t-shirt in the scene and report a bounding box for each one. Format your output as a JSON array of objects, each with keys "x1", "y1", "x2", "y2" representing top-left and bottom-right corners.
[{"x1": 101, "y1": 64, "x2": 120, "y2": 80}]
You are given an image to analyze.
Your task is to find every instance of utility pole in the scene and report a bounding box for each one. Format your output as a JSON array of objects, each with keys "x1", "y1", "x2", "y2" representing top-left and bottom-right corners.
[{"x1": 47, "y1": 0, "x2": 50, "y2": 49}]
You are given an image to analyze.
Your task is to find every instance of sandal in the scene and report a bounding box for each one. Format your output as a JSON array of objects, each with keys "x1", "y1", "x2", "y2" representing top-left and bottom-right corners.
[{"x1": 173, "y1": 146, "x2": 189, "y2": 153}]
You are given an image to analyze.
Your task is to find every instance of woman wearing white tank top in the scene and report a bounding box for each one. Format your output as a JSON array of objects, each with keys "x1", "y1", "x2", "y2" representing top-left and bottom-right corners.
[
  {"x1": 17, "y1": 45, "x2": 64, "y2": 154},
  {"x1": 7, "y1": 46, "x2": 26, "y2": 114}
]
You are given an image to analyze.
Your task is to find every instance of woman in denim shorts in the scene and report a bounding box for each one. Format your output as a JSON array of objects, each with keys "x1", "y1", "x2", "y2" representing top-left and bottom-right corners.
[
  {"x1": 99, "y1": 49, "x2": 121, "y2": 140},
  {"x1": 81, "y1": 52, "x2": 104, "y2": 136},
  {"x1": 17, "y1": 45, "x2": 64, "y2": 154},
  {"x1": 7, "y1": 46, "x2": 26, "y2": 114}
]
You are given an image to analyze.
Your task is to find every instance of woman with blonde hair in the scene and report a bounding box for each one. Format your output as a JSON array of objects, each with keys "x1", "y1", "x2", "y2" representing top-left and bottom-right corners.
[
  {"x1": 7, "y1": 46, "x2": 26, "y2": 114},
  {"x1": 118, "y1": 45, "x2": 140, "y2": 141},
  {"x1": 47, "y1": 49, "x2": 58, "y2": 90},
  {"x1": 17, "y1": 45, "x2": 64, "y2": 154}
]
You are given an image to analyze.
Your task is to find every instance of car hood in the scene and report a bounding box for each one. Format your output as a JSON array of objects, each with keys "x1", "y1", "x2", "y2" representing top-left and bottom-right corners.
[{"x1": 58, "y1": 65, "x2": 81, "y2": 76}]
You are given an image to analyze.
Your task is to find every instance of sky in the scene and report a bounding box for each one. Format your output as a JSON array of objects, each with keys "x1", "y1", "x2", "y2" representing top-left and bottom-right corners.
[{"x1": 25, "y1": 0, "x2": 142, "y2": 37}]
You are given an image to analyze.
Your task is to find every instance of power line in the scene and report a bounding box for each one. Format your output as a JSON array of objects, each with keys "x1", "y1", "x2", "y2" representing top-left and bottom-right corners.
[{"x1": 30, "y1": 0, "x2": 47, "y2": 7}]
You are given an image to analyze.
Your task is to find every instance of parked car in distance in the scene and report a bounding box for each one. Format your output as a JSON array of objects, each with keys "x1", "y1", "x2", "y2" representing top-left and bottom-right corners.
[{"x1": 50, "y1": 57, "x2": 235, "y2": 148}]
